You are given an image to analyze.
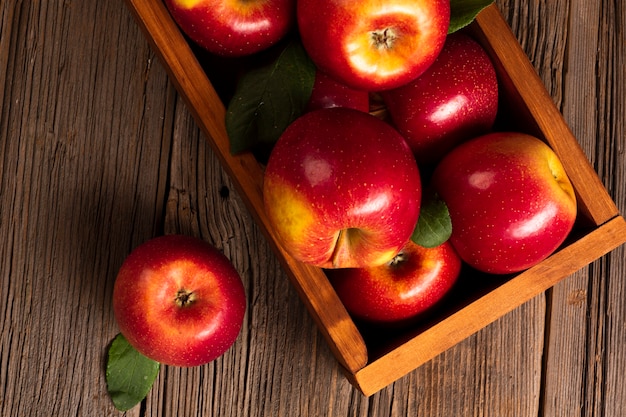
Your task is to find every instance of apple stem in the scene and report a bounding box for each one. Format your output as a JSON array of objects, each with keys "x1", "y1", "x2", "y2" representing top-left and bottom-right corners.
[
  {"x1": 387, "y1": 251, "x2": 407, "y2": 267},
  {"x1": 175, "y1": 289, "x2": 196, "y2": 307},
  {"x1": 371, "y1": 28, "x2": 397, "y2": 50}
]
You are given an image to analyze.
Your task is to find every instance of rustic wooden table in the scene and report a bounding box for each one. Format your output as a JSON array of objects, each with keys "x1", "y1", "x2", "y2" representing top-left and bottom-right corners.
[{"x1": 1, "y1": 0, "x2": 624, "y2": 415}]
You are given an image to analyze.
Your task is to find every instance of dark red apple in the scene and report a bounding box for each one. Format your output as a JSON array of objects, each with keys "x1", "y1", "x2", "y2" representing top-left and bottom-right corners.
[
  {"x1": 297, "y1": 0, "x2": 450, "y2": 91},
  {"x1": 431, "y1": 132, "x2": 578, "y2": 274},
  {"x1": 327, "y1": 240, "x2": 461, "y2": 324},
  {"x1": 382, "y1": 32, "x2": 499, "y2": 168},
  {"x1": 164, "y1": 0, "x2": 295, "y2": 57},
  {"x1": 263, "y1": 107, "x2": 422, "y2": 269},
  {"x1": 112, "y1": 235, "x2": 246, "y2": 366},
  {"x1": 306, "y1": 70, "x2": 370, "y2": 113}
]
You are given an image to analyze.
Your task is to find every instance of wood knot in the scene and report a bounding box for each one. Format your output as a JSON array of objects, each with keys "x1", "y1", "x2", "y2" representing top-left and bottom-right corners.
[{"x1": 567, "y1": 289, "x2": 587, "y2": 306}]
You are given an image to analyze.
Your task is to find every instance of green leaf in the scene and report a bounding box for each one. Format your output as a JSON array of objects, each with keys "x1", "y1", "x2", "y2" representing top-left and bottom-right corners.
[
  {"x1": 106, "y1": 333, "x2": 160, "y2": 411},
  {"x1": 411, "y1": 190, "x2": 452, "y2": 248},
  {"x1": 225, "y1": 39, "x2": 316, "y2": 156},
  {"x1": 449, "y1": 0, "x2": 495, "y2": 33}
]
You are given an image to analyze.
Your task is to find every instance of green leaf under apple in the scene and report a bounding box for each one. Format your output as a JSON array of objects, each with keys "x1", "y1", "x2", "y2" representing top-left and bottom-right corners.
[
  {"x1": 449, "y1": 0, "x2": 495, "y2": 33},
  {"x1": 411, "y1": 190, "x2": 452, "y2": 248},
  {"x1": 225, "y1": 40, "x2": 316, "y2": 159},
  {"x1": 106, "y1": 333, "x2": 160, "y2": 411}
]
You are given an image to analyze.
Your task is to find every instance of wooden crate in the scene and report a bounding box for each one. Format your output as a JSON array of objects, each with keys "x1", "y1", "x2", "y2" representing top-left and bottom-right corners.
[{"x1": 123, "y1": 1, "x2": 626, "y2": 395}]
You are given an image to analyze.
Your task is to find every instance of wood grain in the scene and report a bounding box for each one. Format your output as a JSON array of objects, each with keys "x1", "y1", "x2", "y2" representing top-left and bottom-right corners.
[
  {"x1": 540, "y1": 2, "x2": 626, "y2": 416},
  {"x1": 1, "y1": 0, "x2": 624, "y2": 415}
]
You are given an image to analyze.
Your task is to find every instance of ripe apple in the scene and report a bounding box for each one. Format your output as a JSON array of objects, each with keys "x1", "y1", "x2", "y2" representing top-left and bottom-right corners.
[
  {"x1": 382, "y1": 32, "x2": 499, "y2": 168},
  {"x1": 326, "y1": 240, "x2": 461, "y2": 325},
  {"x1": 112, "y1": 235, "x2": 246, "y2": 367},
  {"x1": 305, "y1": 70, "x2": 370, "y2": 113},
  {"x1": 164, "y1": 0, "x2": 295, "y2": 57},
  {"x1": 263, "y1": 107, "x2": 422, "y2": 269},
  {"x1": 297, "y1": 0, "x2": 450, "y2": 91},
  {"x1": 431, "y1": 132, "x2": 578, "y2": 274}
]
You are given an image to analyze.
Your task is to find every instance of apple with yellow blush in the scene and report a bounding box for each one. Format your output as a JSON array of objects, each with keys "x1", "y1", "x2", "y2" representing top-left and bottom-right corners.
[
  {"x1": 297, "y1": 0, "x2": 450, "y2": 91},
  {"x1": 431, "y1": 132, "x2": 578, "y2": 274},
  {"x1": 263, "y1": 107, "x2": 422, "y2": 269},
  {"x1": 112, "y1": 235, "x2": 246, "y2": 367}
]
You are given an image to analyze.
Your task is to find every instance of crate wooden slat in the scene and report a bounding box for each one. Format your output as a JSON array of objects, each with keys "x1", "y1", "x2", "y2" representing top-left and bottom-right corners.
[{"x1": 123, "y1": 0, "x2": 626, "y2": 395}]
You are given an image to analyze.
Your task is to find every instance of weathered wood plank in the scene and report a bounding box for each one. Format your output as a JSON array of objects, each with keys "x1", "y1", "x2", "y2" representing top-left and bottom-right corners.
[
  {"x1": 1, "y1": 0, "x2": 173, "y2": 415},
  {"x1": 541, "y1": 1, "x2": 626, "y2": 416}
]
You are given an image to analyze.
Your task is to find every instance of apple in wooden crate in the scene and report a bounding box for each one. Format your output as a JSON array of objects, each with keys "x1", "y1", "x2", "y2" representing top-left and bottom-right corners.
[
  {"x1": 305, "y1": 70, "x2": 370, "y2": 113},
  {"x1": 112, "y1": 235, "x2": 246, "y2": 367},
  {"x1": 431, "y1": 132, "x2": 578, "y2": 274},
  {"x1": 263, "y1": 107, "x2": 422, "y2": 269},
  {"x1": 327, "y1": 240, "x2": 461, "y2": 325},
  {"x1": 163, "y1": 0, "x2": 295, "y2": 57},
  {"x1": 381, "y1": 32, "x2": 499, "y2": 168},
  {"x1": 297, "y1": 0, "x2": 450, "y2": 91}
]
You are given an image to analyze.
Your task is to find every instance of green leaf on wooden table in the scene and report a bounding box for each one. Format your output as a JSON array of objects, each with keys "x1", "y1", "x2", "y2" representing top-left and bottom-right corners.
[
  {"x1": 449, "y1": 0, "x2": 495, "y2": 33},
  {"x1": 411, "y1": 190, "x2": 452, "y2": 248},
  {"x1": 226, "y1": 39, "x2": 316, "y2": 158},
  {"x1": 106, "y1": 333, "x2": 160, "y2": 411}
]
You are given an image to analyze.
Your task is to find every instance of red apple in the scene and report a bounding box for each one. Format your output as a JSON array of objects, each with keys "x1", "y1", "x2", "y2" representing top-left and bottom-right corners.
[
  {"x1": 327, "y1": 240, "x2": 461, "y2": 324},
  {"x1": 112, "y1": 235, "x2": 246, "y2": 366},
  {"x1": 164, "y1": 0, "x2": 295, "y2": 57},
  {"x1": 431, "y1": 132, "x2": 578, "y2": 274},
  {"x1": 297, "y1": 0, "x2": 450, "y2": 91},
  {"x1": 263, "y1": 107, "x2": 422, "y2": 269},
  {"x1": 381, "y1": 32, "x2": 499, "y2": 168},
  {"x1": 305, "y1": 70, "x2": 370, "y2": 113}
]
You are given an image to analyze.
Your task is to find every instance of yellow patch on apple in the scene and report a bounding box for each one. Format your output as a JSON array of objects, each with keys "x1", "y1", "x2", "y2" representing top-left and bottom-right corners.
[
  {"x1": 264, "y1": 177, "x2": 318, "y2": 249},
  {"x1": 172, "y1": 0, "x2": 203, "y2": 9},
  {"x1": 172, "y1": 0, "x2": 266, "y2": 12},
  {"x1": 331, "y1": 228, "x2": 400, "y2": 268}
]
